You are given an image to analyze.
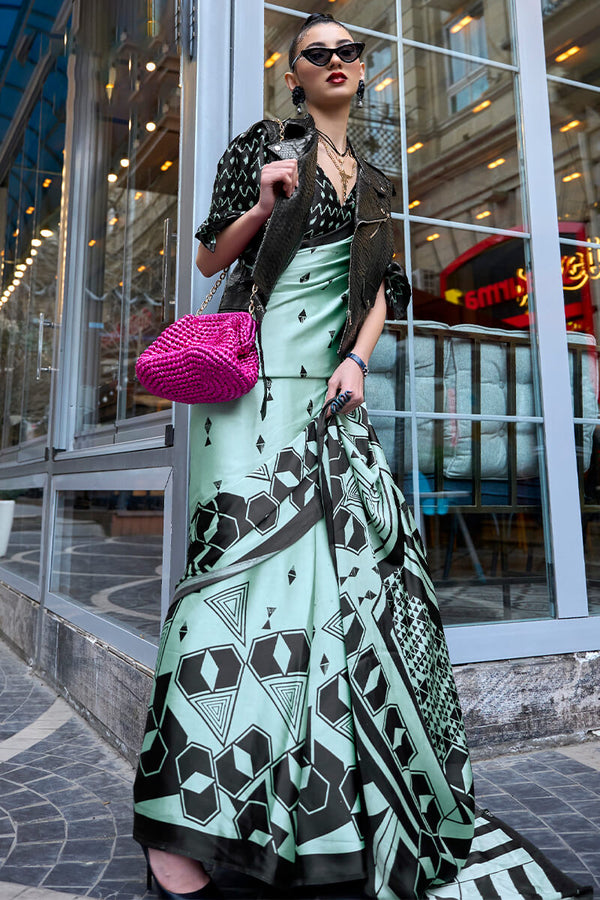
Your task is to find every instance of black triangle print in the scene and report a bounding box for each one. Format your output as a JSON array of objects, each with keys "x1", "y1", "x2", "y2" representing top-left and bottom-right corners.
[
  {"x1": 262, "y1": 676, "x2": 307, "y2": 736},
  {"x1": 204, "y1": 582, "x2": 249, "y2": 644},
  {"x1": 191, "y1": 689, "x2": 236, "y2": 744}
]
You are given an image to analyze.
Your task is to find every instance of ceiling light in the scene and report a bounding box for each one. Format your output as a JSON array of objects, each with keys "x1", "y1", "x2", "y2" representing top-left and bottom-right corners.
[
  {"x1": 31, "y1": 238, "x2": 42, "y2": 247},
  {"x1": 488, "y1": 158, "x2": 505, "y2": 169},
  {"x1": 26, "y1": 257, "x2": 33, "y2": 265},
  {"x1": 42, "y1": 178, "x2": 52, "y2": 187},
  {"x1": 8, "y1": 285, "x2": 15, "y2": 292},
  {"x1": 145, "y1": 121, "x2": 157, "y2": 132},
  {"x1": 559, "y1": 119, "x2": 580, "y2": 132},
  {"x1": 555, "y1": 46, "x2": 580, "y2": 63},
  {"x1": 135, "y1": 191, "x2": 143, "y2": 200},
  {"x1": 40, "y1": 228, "x2": 54, "y2": 238},
  {"x1": 146, "y1": 61, "x2": 156, "y2": 72},
  {"x1": 30, "y1": 248, "x2": 37, "y2": 256},
  {"x1": 25, "y1": 206, "x2": 34, "y2": 214},
  {"x1": 14, "y1": 270, "x2": 24, "y2": 279},
  {"x1": 427, "y1": 233, "x2": 440, "y2": 242},
  {"x1": 16, "y1": 263, "x2": 27, "y2": 271},
  {"x1": 476, "y1": 210, "x2": 491, "y2": 219},
  {"x1": 264, "y1": 52, "x2": 282, "y2": 69},
  {"x1": 408, "y1": 200, "x2": 421, "y2": 209},
  {"x1": 450, "y1": 15, "x2": 473, "y2": 34},
  {"x1": 562, "y1": 171, "x2": 582, "y2": 182},
  {"x1": 472, "y1": 99, "x2": 491, "y2": 113},
  {"x1": 88, "y1": 239, "x2": 96, "y2": 247},
  {"x1": 137, "y1": 264, "x2": 146, "y2": 272},
  {"x1": 407, "y1": 141, "x2": 423, "y2": 153},
  {"x1": 160, "y1": 160, "x2": 173, "y2": 171},
  {"x1": 107, "y1": 173, "x2": 118, "y2": 183},
  {"x1": 108, "y1": 216, "x2": 119, "y2": 225},
  {"x1": 374, "y1": 77, "x2": 394, "y2": 92},
  {"x1": 120, "y1": 157, "x2": 130, "y2": 167}
]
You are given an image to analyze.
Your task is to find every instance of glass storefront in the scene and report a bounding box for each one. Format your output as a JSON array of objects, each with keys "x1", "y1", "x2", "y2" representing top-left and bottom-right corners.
[{"x1": 0, "y1": 0, "x2": 599, "y2": 669}]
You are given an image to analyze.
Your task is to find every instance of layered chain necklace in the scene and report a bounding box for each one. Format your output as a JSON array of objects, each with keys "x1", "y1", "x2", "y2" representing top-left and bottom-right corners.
[{"x1": 317, "y1": 130, "x2": 356, "y2": 205}]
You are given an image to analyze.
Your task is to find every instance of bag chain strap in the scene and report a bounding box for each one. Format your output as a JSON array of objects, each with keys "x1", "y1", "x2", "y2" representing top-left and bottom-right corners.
[{"x1": 196, "y1": 117, "x2": 286, "y2": 318}]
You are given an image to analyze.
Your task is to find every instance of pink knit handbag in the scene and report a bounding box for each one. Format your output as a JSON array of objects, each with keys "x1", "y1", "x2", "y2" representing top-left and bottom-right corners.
[{"x1": 135, "y1": 272, "x2": 259, "y2": 404}]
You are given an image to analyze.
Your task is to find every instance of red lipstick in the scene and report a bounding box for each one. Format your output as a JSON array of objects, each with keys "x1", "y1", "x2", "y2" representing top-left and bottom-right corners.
[{"x1": 327, "y1": 72, "x2": 347, "y2": 83}]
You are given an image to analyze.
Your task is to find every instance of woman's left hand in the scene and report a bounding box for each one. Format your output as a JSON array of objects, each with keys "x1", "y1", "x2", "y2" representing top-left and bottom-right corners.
[{"x1": 324, "y1": 358, "x2": 365, "y2": 417}]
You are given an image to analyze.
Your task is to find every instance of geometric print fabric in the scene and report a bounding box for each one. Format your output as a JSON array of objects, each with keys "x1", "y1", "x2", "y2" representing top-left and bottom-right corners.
[{"x1": 133, "y1": 238, "x2": 570, "y2": 899}]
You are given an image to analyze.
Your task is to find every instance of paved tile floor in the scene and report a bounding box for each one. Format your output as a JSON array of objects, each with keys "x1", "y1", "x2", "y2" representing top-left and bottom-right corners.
[{"x1": 0, "y1": 637, "x2": 596, "y2": 900}]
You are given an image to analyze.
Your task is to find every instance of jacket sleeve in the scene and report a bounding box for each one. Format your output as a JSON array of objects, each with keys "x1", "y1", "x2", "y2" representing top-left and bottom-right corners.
[
  {"x1": 194, "y1": 122, "x2": 268, "y2": 252},
  {"x1": 384, "y1": 260, "x2": 412, "y2": 319}
]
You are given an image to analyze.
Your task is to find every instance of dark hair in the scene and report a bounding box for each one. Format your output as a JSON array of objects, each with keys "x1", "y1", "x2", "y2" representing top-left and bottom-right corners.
[{"x1": 288, "y1": 13, "x2": 352, "y2": 69}]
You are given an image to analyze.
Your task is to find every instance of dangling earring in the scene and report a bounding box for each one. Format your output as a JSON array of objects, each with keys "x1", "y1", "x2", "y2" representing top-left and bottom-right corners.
[
  {"x1": 356, "y1": 79, "x2": 365, "y2": 108},
  {"x1": 292, "y1": 85, "x2": 305, "y2": 114}
]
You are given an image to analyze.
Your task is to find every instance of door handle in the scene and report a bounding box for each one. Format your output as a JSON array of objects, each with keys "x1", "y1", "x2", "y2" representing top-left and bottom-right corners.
[
  {"x1": 161, "y1": 217, "x2": 178, "y2": 322},
  {"x1": 36, "y1": 312, "x2": 55, "y2": 380}
]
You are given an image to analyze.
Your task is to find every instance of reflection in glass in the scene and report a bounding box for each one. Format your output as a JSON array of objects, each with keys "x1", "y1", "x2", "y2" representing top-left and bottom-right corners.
[
  {"x1": 0, "y1": 51, "x2": 67, "y2": 449},
  {"x1": 267, "y1": 0, "x2": 397, "y2": 36},
  {"x1": 405, "y1": 47, "x2": 522, "y2": 229},
  {"x1": 583, "y1": 421, "x2": 600, "y2": 615},
  {"x1": 367, "y1": 315, "x2": 554, "y2": 622},
  {"x1": 51, "y1": 489, "x2": 163, "y2": 642},
  {"x1": 76, "y1": 0, "x2": 180, "y2": 436},
  {"x1": 542, "y1": 1, "x2": 600, "y2": 88},
  {"x1": 264, "y1": 10, "x2": 402, "y2": 207},
  {"x1": 402, "y1": 0, "x2": 514, "y2": 67},
  {"x1": 411, "y1": 225, "x2": 535, "y2": 330},
  {"x1": 546, "y1": 80, "x2": 600, "y2": 239},
  {"x1": 0, "y1": 486, "x2": 44, "y2": 585}
]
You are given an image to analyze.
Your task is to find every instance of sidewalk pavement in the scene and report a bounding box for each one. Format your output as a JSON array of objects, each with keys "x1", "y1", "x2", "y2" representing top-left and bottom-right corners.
[{"x1": 0, "y1": 636, "x2": 597, "y2": 900}]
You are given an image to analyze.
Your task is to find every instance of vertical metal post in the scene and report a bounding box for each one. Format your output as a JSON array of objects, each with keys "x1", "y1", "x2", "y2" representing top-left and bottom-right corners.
[{"x1": 513, "y1": 0, "x2": 588, "y2": 618}]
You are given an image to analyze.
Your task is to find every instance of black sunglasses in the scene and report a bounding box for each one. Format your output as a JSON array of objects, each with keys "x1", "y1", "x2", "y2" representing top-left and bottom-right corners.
[{"x1": 291, "y1": 42, "x2": 365, "y2": 69}]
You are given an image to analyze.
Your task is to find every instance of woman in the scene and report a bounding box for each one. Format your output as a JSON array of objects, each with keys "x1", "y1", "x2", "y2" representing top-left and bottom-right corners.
[{"x1": 133, "y1": 13, "x2": 475, "y2": 899}]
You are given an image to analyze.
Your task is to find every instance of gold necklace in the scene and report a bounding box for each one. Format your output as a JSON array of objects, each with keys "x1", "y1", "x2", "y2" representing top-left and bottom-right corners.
[{"x1": 318, "y1": 136, "x2": 356, "y2": 204}]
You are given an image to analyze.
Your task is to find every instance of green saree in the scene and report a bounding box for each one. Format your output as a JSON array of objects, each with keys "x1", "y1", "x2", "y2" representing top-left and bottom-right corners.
[{"x1": 133, "y1": 237, "x2": 476, "y2": 898}]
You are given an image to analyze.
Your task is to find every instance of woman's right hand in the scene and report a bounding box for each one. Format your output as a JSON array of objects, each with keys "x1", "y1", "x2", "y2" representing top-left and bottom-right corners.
[{"x1": 257, "y1": 159, "x2": 299, "y2": 218}]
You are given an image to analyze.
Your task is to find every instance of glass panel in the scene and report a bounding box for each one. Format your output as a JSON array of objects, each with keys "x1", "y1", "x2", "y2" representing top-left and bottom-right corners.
[
  {"x1": 75, "y1": 0, "x2": 180, "y2": 438},
  {"x1": 0, "y1": 51, "x2": 67, "y2": 450},
  {"x1": 411, "y1": 223, "x2": 534, "y2": 329},
  {"x1": 0, "y1": 485, "x2": 44, "y2": 585},
  {"x1": 268, "y1": 0, "x2": 398, "y2": 35},
  {"x1": 405, "y1": 416, "x2": 551, "y2": 624},
  {"x1": 545, "y1": 81, "x2": 600, "y2": 228},
  {"x1": 50, "y1": 489, "x2": 163, "y2": 642},
  {"x1": 583, "y1": 417, "x2": 600, "y2": 614},
  {"x1": 265, "y1": 10, "x2": 403, "y2": 208},
  {"x1": 542, "y1": 0, "x2": 600, "y2": 88},
  {"x1": 396, "y1": 223, "x2": 552, "y2": 621},
  {"x1": 402, "y1": 0, "x2": 515, "y2": 67},
  {"x1": 1, "y1": 146, "x2": 28, "y2": 450},
  {"x1": 563, "y1": 253, "x2": 600, "y2": 613},
  {"x1": 405, "y1": 47, "x2": 523, "y2": 228}
]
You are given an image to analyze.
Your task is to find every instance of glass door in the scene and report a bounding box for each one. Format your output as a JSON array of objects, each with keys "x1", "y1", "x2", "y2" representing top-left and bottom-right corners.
[
  {"x1": 0, "y1": 40, "x2": 67, "y2": 460},
  {"x1": 73, "y1": 0, "x2": 181, "y2": 445}
]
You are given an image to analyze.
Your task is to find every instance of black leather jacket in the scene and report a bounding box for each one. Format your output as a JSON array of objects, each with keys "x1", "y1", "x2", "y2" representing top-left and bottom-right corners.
[{"x1": 198, "y1": 116, "x2": 411, "y2": 358}]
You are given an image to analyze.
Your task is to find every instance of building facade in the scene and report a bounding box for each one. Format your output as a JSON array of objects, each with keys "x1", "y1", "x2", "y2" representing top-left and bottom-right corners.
[{"x1": 0, "y1": 0, "x2": 599, "y2": 758}]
